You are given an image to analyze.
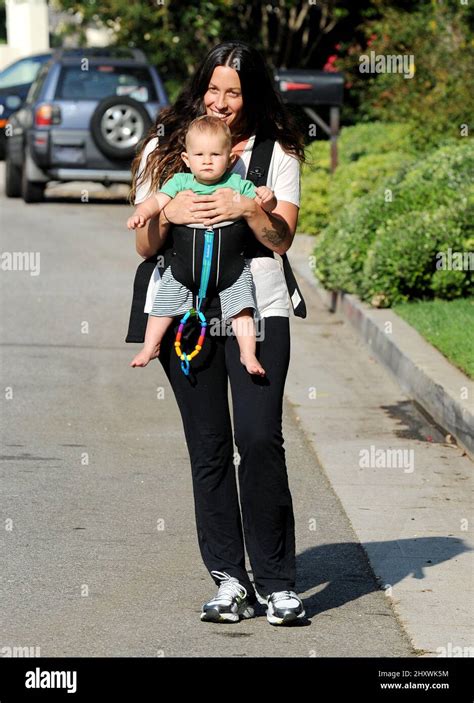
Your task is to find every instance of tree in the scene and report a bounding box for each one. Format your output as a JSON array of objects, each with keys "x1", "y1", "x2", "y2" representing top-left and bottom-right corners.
[
  {"x1": 220, "y1": 1, "x2": 350, "y2": 69},
  {"x1": 331, "y1": 0, "x2": 474, "y2": 146},
  {"x1": 52, "y1": 0, "x2": 363, "y2": 83}
]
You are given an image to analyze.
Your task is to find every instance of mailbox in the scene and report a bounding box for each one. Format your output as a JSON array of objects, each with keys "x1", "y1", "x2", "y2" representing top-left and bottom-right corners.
[
  {"x1": 274, "y1": 68, "x2": 344, "y2": 171},
  {"x1": 274, "y1": 69, "x2": 344, "y2": 107}
]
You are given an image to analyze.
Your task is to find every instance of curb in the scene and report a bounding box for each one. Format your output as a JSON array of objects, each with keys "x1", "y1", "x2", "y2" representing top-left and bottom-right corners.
[{"x1": 290, "y1": 235, "x2": 474, "y2": 459}]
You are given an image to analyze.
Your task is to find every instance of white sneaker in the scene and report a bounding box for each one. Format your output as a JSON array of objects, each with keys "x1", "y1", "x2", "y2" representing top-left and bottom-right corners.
[
  {"x1": 200, "y1": 571, "x2": 256, "y2": 623},
  {"x1": 260, "y1": 590, "x2": 306, "y2": 625}
]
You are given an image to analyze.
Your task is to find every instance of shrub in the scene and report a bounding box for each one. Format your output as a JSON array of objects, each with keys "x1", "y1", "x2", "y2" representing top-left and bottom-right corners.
[
  {"x1": 329, "y1": 150, "x2": 415, "y2": 212},
  {"x1": 299, "y1": 141, "x2": 331, "y2": 234},
  {"x1": 337, "y1": 122, "x2": 415, "y2": 162},
  {"x1": 332, "y1": 1, "x2": 474, "y2": 151},
  {"x1": 299, "y1": 122, "x2": 416, "y2": 234},
  {"x1": 314, "y1": 140, "x2": 474, "y2": 304},
  {"x1": 361, "y1": 204, "x2": 473, "y2": 306},
  {"x1": 430, "y1": 269, "x2": 471, "y2": 301}
]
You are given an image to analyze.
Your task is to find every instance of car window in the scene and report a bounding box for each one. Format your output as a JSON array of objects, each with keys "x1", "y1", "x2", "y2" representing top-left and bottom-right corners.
[
  {"x1": 0, "y1": 58, "x2": 46, "y2": 89},
  {"x1": 55, "y1": 66, "x2": 157, "y2": 102}
]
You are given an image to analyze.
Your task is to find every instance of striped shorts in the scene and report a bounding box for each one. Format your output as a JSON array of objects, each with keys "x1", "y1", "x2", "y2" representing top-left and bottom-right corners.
[{"x1": 150, "y1": 261, "x2": 257, "y2": 321}]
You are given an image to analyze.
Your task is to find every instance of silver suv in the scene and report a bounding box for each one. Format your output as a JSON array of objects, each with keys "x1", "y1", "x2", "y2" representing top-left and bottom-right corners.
[{"x1": 5, "y1": 48, "x2": 168, "y2": 202}]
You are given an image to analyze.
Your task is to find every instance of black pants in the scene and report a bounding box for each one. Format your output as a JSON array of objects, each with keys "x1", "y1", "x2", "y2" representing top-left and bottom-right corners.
[{"x1": 157, "y1": 314, "x2": 296, "y2": 603}]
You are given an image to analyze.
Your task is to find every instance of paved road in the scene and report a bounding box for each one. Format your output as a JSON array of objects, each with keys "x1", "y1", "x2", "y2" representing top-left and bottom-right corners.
[{"x1": 0, "y1": 173, "x2": 426, "y2": 657}]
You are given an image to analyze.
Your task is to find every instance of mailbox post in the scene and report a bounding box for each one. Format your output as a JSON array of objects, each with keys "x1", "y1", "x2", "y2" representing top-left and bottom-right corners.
[{"x1": 274, "y1": 69, "x2": 344, "y2": 173}]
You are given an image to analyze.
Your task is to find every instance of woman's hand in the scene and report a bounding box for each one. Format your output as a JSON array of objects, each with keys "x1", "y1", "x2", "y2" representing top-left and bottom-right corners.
[
  {"x1": 161, "y1": 189, "x2": 220, "y2": 226},
  {"x1": 183, "y1": 188, "x2": 252, "y2": 227}
]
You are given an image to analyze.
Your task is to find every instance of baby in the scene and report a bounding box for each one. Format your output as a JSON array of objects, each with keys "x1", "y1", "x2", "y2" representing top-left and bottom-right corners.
[{"x1": 127, "y1": 115, "x2": 277, "y2": 376}]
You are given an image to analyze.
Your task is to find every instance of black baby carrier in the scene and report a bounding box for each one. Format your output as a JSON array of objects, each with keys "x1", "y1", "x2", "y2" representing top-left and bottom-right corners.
[{"x1": 125, "y1": 130, "x2": 307, "y2": 344}]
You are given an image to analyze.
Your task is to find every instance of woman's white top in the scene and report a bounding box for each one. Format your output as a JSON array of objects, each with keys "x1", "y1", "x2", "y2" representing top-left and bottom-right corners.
[{"x1": 134, "y1": 133, "x2": 301, "y2": 320}]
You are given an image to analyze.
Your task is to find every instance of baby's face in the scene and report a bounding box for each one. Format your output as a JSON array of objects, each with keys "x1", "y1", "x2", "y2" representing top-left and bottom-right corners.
[{"x1": 182, "y1": 133, "x2": 232, "y2": 183}]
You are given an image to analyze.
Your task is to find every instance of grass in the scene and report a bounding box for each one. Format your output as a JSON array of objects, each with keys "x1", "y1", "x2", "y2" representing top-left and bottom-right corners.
[{"x1": 393, "y1": 298, "x2": 474, "y2": 379}]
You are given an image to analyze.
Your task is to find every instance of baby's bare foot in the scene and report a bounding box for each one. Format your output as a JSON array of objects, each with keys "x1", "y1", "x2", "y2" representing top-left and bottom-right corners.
[
  {"x1": 240, "y1": 352, "x2": 266, "y2": 376},
  {"x1": 130, "y1": 352, "x2": 151, "y2": 367},
  {"x1": 130, "y1": 345, "x2": 160, "y2": 367}
]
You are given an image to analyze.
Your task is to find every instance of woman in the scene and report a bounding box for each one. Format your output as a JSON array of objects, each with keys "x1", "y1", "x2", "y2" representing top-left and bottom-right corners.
[{"x1": 129, "y1": 41, "x2": 307, "y2": 626}]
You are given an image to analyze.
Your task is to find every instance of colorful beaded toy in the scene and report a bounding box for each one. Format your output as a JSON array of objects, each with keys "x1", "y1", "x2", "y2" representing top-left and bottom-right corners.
[{"x1": 174, "y1": 227, "x2": 214, "y2": 376}]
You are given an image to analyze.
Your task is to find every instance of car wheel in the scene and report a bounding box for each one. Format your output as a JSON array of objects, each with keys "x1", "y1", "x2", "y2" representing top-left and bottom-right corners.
[
  {"x1": 21, "y1": 163, "x2": 46, "y2": 203},
  {"x1": 90, "y1": 96, "x2": 152, "y2": 161},
  {"x1": 5, "y1": 153, "x2": 22, "y2": 198}
]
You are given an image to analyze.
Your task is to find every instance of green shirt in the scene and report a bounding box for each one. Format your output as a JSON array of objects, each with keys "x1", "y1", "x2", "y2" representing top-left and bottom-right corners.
[{"x1": 159, "y1": 172, "x2": 256, "y2": 199}]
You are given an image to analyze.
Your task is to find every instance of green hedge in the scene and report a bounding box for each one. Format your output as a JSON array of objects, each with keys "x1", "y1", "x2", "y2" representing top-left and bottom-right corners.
[
  {"x1": 362, "y1": 204, "x2": 473, "y2": 306},
  {"x1": 313, "y1": 140, "x2": 474, "y2": 306},
  {"x1": 337, "y1": 122, "x2": 415, "y2": 162},
  {"x1": 299, "y1": 122, "x2": 416, "y2": 234},
  {"x1": 299, "y1": 141, "x2": 331, "y2": 234},
  {"x1": 329, "y1": 151, "x2": 415, "y2": 213}
]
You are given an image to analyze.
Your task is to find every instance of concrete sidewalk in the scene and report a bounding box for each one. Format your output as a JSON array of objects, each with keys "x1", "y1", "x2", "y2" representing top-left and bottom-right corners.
[
  {"x1": 292, "y1": 235, "x2": 474, "y2": 458},
  {"x1": 285, "y1": 237, "x2": 473, "y2": 656}
]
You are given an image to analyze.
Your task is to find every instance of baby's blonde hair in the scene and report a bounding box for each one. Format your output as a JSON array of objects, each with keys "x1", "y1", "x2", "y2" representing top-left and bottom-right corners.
[{"x1": 185, "y1": 115, "x2": 232, "y2": 151}]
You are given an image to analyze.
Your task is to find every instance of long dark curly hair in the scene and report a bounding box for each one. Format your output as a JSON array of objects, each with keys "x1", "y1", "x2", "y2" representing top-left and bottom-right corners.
[{"x1": 129, "y1": 41, "x2": 306, "y2": 204}]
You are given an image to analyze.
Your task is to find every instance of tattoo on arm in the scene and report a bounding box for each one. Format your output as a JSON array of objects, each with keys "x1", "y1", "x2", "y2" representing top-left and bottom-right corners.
[{"x1": 261, "y1": 226, "x2": 286, "y2": 246}]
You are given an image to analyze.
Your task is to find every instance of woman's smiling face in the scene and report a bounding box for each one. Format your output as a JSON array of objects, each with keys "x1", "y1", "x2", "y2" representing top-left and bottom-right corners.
[{"x1": 204, "y1": 65, "x2": 244, "y2": 134}]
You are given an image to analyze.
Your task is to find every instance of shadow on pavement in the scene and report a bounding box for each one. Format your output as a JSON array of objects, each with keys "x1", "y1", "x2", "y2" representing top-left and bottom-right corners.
[{"x1": 296, "y1": 537, "x2": 470, "y2": 619}]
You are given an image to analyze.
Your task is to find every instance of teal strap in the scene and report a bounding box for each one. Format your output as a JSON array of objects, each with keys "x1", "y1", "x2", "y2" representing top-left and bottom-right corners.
[{"x1": 197, "y1": 227, "x2": 214, "y2": 311}]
